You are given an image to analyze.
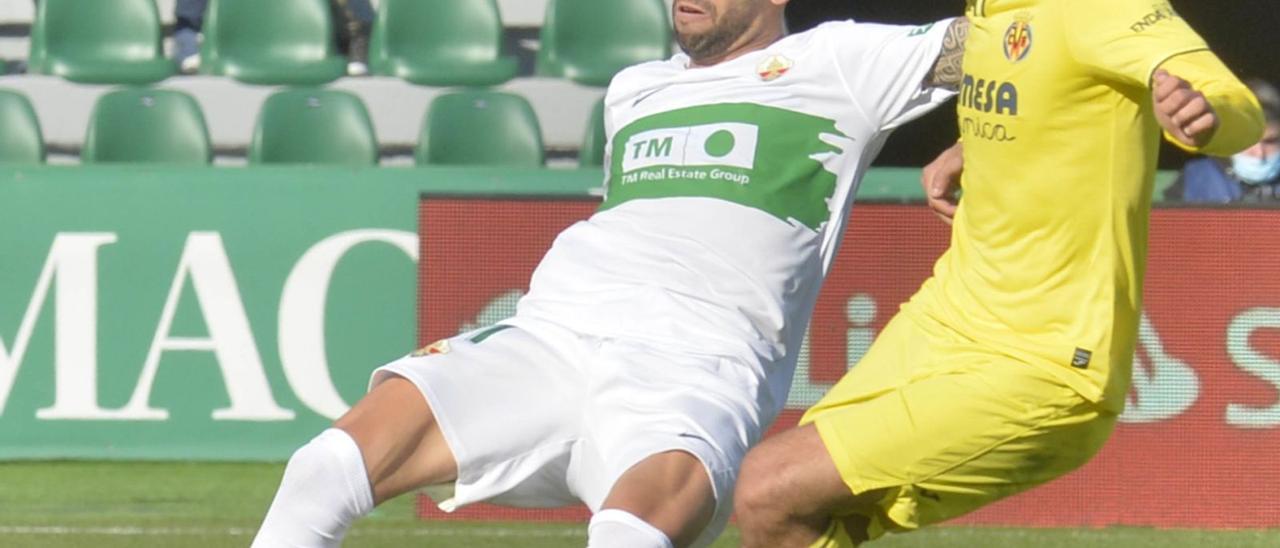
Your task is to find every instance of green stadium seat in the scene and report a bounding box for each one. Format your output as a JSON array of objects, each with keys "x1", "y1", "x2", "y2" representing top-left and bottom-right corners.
[
  {"x1": 28, "y1": 0, "x2": 174, "y2": 84},
  {"x1": 82, "y1": 89, "x2": 211, "y2": 165},
  {"x1": 250, "y1": 89, "x2": 379, "y2": 166},
  {"x1": 417, "y1": 90, "x2": 544, "y2": 167},
  {"x1": 369, "y1": 0, "x2": 517, "y2": 87},
  {"x1": 0, "y1": 90, "x2": 45, "y2": 164},
  {"x1": 579, "y1": 98, "x2": 606, "y2": 167},
  {"x1": 200, "y1": 0, "x2": 347, "y2": 86},
  {"x1": 536, "y1": 0, "x2": 672, "y2": 87}
]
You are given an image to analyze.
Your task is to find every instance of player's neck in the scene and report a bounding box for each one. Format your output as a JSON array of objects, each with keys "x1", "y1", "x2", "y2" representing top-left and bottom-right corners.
[{"x1": 688, "y1": 26, "x2": 786, "y2": 68}]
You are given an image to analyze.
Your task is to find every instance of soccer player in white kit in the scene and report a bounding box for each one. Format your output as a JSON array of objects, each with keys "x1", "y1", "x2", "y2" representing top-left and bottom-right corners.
[{"x1": 252, "y1": 2, "x2": 967, "y2": 547}]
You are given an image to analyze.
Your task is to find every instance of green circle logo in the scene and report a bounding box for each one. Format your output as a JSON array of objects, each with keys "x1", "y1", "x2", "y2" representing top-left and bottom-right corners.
[{"x1": 704, "y1": 130, "x2": 736, "y2": 158}]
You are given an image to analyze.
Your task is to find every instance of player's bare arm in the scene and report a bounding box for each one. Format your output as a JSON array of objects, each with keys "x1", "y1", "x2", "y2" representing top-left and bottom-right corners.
[
  {"x1": 921, "y1": 141, "x2": 963, "y2": 223},
  {"x1": 914, "y1": 18, "x2": 970, "y2": 224},
  {"x1": 925, "y1": 17, "x2": 968, "y2": 88}
]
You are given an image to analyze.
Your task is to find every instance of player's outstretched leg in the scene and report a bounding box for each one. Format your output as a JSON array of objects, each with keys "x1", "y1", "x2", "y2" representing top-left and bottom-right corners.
[
  {"x1": 589, "y1": 450, "x2": 717, "y2": 548},
  {"x1": 735, "y1": 424, "x2": 886, "y2": 548},
  {"x1": 251, "y1": 375, "x2": 456, "y2": 547}
]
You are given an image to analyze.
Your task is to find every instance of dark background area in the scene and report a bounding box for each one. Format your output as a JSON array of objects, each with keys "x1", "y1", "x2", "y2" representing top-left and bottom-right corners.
[{"x1": 785, "y1": 0, "x2": 1280, "y2": 168}]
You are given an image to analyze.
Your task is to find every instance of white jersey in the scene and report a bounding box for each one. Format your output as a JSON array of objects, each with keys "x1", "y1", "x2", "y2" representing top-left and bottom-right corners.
[{"x1": 518, "y1": 20, "x2": 955, "y2": 423}]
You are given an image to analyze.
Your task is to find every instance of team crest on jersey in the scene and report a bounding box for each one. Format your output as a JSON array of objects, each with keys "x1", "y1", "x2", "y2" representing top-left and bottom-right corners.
[
  {"x1": 756, "y1": 55, "x2": 793, "y2": 82},
  {"x1": 1003, "y1": 18, "x2": 1033, "y2": 63},
  {"x1": 411, "y1": 339, "x2": 451, "y2": 357}
]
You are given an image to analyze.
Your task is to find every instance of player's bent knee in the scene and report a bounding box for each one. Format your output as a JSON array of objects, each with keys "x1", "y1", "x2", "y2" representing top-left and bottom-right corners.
[
  {"x1": 587, "y1": 509, "x2": 674, "y2": 548},
  {"x1": 736, "y1": 444, "x2": 792, "y2": 518},
  {"x1": 252, "y1": 429, "x2": 373, "y2": 547}
]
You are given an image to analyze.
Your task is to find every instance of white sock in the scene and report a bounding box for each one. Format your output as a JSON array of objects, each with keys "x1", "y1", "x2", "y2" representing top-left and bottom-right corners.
[
  {"x1": 251, "y1": 429, "x2": 375, "y2": 548},
  {"x1": 587, "y1": 509, "x2": 674, "y2": 548}
]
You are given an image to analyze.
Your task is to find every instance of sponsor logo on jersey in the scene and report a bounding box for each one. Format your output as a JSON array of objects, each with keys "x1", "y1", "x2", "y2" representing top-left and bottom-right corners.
[
  {"x1": 960, "y1": 115, "x2": 1017, "y2": 143},
  {"x1": 756, "y1": 55, "x2": 793, "y2": 82},
  {"x1": 1131, "y1": 2, "x2": 1179, "y2": 33},
  {"x1": 604, "y1": 103, "x2": 851, "y2": 229},
  {"x1": 621, "y1": 122, "x2": 759, "y2": 175},
  {"x1": 411, "y1": 339, "x2": 451, "y2": 357},
  {"x1": 1003, "y1": 19, "x2": 1033, "y2": 62},
  {"x1": 959, "y1": 74, "x2": 1019, "y2": 116},
  {"x1": 959, "y1": 74, "x2": 1019, "y2": 142}
]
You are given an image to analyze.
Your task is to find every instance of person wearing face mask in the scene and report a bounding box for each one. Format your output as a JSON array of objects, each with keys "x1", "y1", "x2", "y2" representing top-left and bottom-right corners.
[{"x1": 1167, "y1": 79, "x2": 1280, "y2": 202}]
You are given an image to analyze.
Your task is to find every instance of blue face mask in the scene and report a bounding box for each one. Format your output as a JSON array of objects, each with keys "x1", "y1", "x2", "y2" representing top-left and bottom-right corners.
[{"x1": 1232, "y1": 153, "x2": 1280, "y2": 184}]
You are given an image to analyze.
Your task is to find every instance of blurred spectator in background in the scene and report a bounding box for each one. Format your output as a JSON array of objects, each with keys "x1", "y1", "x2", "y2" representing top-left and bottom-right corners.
[
  {"x1": 173, "y1": 0, "x2": 374, "y2": 76},
  {"x1": 1166, "y1": 79, "x2": 1280, "y2": 202},
  {"x1": 330, "y1": 0, "x2": 374, "y2": 76},
  {"x1": 173, "y1": 0, "x2": 203, "y2": 73}
]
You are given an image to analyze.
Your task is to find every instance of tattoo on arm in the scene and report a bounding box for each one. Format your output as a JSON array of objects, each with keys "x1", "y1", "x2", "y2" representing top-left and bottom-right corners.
[{"x1": 926, "y1": 17, "x2": 969, "y2": 88}]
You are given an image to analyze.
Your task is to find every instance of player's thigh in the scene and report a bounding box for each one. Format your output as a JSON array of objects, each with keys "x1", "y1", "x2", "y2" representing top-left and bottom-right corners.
[
  {"x1": 581, "y1": 343, "x2": 762, "y2": 547},
  {"x1": 807, "y1": 354, "x2": 1114, "y2": 538},
  {"x1": 907, "y1": 396, "x2": 1115, "y2": 528},
  {"x1": 738, "y1": 422, "x2": 885, "y2": 519},
  {"x1": 600, "y1": 449, "x2": 717, "y2": 548},
  {"x1": 349, "y1": 320, "x2": 587, "y2": 503},
  {"x1": 334, "y1": 375, "x2": 454, "y2": 502}
]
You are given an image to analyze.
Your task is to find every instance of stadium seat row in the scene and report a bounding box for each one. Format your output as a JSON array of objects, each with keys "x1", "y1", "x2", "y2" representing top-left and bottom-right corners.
[
  {"x1": 28, "y1": 0, "x2": 672, "y2": 87},
  {"x1": 0, "y1": 87, "x2": 607, "y2": 167}
]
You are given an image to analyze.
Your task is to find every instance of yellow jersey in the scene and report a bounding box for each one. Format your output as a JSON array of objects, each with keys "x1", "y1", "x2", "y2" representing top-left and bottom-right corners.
[{"x1": 910, "y1": 0, "x2": 1256, "y2": 412}]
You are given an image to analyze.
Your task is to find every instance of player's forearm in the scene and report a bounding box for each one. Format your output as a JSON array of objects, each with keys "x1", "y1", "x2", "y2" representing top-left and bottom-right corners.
[{"x1": 1158, "y1": 51, "x2": 1265, "y2": 156}]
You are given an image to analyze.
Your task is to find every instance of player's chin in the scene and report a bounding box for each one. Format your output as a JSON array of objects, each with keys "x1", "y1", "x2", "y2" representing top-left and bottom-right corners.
[{"x1": 675, "y1": 23, "x2": 716, "y2": 45}]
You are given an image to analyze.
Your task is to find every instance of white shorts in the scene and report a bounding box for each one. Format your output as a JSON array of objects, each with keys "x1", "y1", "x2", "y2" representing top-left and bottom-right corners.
[{"x1": 371, "y1": 316, "x2": 767, "y2": 547}]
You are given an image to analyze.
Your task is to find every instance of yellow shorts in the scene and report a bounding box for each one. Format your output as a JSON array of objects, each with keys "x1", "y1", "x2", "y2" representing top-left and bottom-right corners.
[{"x1": 802, "y1": 310, "x2": 1116, "y2": 542}]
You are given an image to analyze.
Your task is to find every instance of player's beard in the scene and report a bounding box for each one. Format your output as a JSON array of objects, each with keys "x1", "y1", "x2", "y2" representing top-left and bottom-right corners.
[{"x1": 675, "y1": 0, "x2": 759, "y2": 63}]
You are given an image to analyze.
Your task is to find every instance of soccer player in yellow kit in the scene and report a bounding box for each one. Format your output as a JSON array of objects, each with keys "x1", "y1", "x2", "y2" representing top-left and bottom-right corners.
[{"x1": 734, "y1": 1, "x2": 1265, "y2": 546}]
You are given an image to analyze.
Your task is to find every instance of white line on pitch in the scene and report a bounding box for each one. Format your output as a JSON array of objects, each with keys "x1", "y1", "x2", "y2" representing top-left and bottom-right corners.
[{"x1": 0, "y1": 525, "x2": 586, "y2": 538}]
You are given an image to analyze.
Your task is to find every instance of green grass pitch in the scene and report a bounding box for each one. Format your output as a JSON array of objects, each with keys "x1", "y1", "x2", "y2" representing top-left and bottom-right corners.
[{"x1": 0, "y1": 461, "x2": 1275, "y2": 547}]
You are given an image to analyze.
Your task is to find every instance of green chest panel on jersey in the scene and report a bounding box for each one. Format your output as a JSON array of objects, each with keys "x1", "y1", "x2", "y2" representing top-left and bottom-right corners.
[{"x1": 600, "y1": 103, "x2": 850, "y2": 230}]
